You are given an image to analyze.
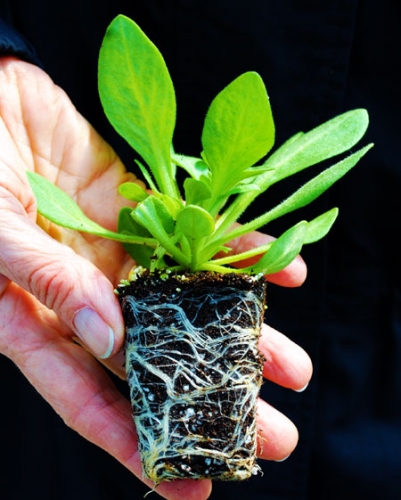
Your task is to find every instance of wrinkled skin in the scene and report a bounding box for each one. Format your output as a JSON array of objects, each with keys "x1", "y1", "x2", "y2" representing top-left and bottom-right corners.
[{"x1": 0, "y1": 57, "x2": 312, "y2": 500}]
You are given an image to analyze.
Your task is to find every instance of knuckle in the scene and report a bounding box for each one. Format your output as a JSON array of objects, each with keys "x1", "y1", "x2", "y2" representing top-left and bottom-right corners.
[{"x1": 27, "y1": 259, "x2": 76, "y2": 312}]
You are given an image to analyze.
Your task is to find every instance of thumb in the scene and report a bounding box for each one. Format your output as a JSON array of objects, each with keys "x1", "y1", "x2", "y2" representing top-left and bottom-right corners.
[{"x1": 0, "y1": 211, "x2": 124, "y2": 359}]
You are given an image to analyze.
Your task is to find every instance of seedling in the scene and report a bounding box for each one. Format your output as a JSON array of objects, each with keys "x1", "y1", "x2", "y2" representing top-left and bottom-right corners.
[{"x1": 27, "y1": 14, "x2": 372, "y2": 485}]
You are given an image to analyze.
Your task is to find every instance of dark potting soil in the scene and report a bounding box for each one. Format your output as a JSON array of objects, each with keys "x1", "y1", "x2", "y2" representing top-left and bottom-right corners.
[{"x1": 116, "y1": 271, "x2": 267, "y2": 482}]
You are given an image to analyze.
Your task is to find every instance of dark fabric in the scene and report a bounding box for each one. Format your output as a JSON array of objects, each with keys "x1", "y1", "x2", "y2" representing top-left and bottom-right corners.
[
  {"x1": 0, "y1": 3, "x2": 41, "y2": 66},
  {"x1": 1, "y1": 1, "x2": 400, "y2": 499}
]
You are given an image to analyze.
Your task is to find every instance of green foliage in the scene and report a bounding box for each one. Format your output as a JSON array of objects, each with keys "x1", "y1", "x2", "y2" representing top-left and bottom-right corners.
[
  {"x1": 98, "y1": 15, "x2": 178, "y2": 198},
  {"x1": 201, "y1": 71, "x2": 275, "y2": 212},
  {"x1": 27, "y1": 14, "x2": 373, "y2": 275}
]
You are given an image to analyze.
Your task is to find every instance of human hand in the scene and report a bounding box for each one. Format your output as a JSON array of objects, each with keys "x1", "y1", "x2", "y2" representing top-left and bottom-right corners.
[{"x1": 0, "y1": 57, "x2": 311, "y2": 499}]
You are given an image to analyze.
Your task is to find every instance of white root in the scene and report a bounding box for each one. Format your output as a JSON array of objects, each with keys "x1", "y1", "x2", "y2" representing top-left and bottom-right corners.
[{"x1": 123, "y1": 280, "x2": 265, "y2": 483}]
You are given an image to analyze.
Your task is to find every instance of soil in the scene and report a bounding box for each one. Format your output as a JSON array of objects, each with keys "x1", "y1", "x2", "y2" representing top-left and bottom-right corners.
[{"x1": 117, "y1": 270, "x2": 267, "y2": 482}]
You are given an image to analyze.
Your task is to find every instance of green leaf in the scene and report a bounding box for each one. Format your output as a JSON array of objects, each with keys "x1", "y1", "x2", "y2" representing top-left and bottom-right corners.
[
  {"x1": 172, "y1": 153, "x2": 210, "y2": 181},
  {"x1": 131, "y1": 196, "x2": 190, "y2": 267},
  {"x1": 201, "y1": 71, "x2": 275, "y2": 195},
  {"x1": 240, "y1": 164, "x2": 274, "y2": 180},
  {"x1": 219, "y1": 144, "x2": 373, "y2": 245},
  {"x1": 26, "y1": 171, "x2": 143, "y2": 243},
  {"x1": 159, "y1": 195, "x2": 182, "y2": 219},
  {"x1": 118, "y1": 182, "x2": 149, "y2": 202},
  {"x1": 27, "y1": 171, "x2": 97, "y2": 230},
  {"x1": 98, "y1": 15, "x2": 178, "y2": 197},
  {"x1": 132, "y1": 196, "x2": 175, "y2": 234},
  {"x1": 211, "y1": 110, "x2": 371, "y2": 244},
  {"x1": 183, "y1": 178, "x2": 212, "y2": 205},
  {"x1": 224, "y1": 183, "x2": 261, "y2": 196},
  {"x1": 304, "y1": 207, "x2": 339, "y2": 244},
  {"x1": 134, "y1": 160, "x2": 159, "y2": 194},
  {"x1": 118, "y1": 207, "x2": 154, "y2": 266},
  {"x1": 259, "y1": 145, "x2": 372, "y2": 225},
  {"x1": 244, "y1": 221, "x2": 307, "y2": 275},
  {"x1": 263, "y1": 109, "x2": 370, "y2": 185},
  {"x1": 176, "y1": 205, "x2": 215, "y2": 239}
]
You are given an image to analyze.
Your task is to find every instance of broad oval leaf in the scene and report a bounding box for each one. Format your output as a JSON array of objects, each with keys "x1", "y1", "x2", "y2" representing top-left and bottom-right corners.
[
  {"x1": 119, "y1": 182, "x2": 149, "y2": 202},
  {"x1": 98, "y1": 15, "x2": 177, "y2": 196},
  {"x1": 176, "y1": 205, "x2": 215, "y2": 239},
  {"x1": 201, "y1": 71, "x2": 275, "y2": 194},
  {"x1": 183, "y1": 178, "x2": 212, "y2": 205},
  {"x1": 132, "y1": 196, "x2": 175, "y2": 234}
]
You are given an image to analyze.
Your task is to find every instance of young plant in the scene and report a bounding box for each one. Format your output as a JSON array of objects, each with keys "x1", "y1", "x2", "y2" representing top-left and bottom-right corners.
[
  {"x1": 27, "y1": 14, "x2": 372, "y2": 485},
  {"x1": 27, "y1": 16, "x2": 371, "y2": 277}
]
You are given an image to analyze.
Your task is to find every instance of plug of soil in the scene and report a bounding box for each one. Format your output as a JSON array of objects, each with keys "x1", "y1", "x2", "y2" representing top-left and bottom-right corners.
[{"x1": 117, "y1": 270, "x2": 267, "y2": 483}]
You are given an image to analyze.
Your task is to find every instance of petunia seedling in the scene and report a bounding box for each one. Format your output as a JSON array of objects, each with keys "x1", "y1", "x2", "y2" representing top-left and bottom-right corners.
[{"x1": 27, "y1": 15, "x2": 372, "y2": 277}]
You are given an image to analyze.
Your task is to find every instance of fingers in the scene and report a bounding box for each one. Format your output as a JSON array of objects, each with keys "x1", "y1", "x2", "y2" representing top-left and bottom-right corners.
[
  {"x1": 0, "y1": 58, "x2": 131, "y2": 359},
  {"x1": 86, "y1": 318, "x2": 313, "y2": 468},
  {"x1": 88, "y1": 345, "x2": 127, "y2": 379},
  {"x1": 0, "y1": 206, "x2": 124, "y2": 359},
  {"x1": 256, "y1": 398, "x2": 299, "y2": 461},
  {"x1": 259, "y1": 323, "x2": 313, "y2": 391},
  {"x1": 226, "y1": 228, "x2": 307, "y2": 287},
  {"x1": 0, "y1": 288, "x2": 211, "y2": 500},
  {"x1": 264, "y1": 254, "x2": 307, "y2": 287},
  {"x1": 156, "y1": 478, "x2": 212, "y2": 500},
  {"x1": 253, "y1": 324, "x2": 312, "y2": 461}
]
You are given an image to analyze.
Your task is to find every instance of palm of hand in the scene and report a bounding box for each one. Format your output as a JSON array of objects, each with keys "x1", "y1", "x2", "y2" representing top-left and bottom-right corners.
[
  {"x1": 0, "y1": 57, "x2": 172, "y2": 493},
  {"x1": 0, "y1": 58, "x2": 311, "y2": 500},
  {"x1": 0, "y1": 56, "x2": 141, "y2": 360}
]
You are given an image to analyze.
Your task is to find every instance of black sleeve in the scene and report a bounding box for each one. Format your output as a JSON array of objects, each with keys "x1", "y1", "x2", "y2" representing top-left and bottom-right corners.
[{"x1": 0, "y1": 14, "x2": 42, "y2": 66}]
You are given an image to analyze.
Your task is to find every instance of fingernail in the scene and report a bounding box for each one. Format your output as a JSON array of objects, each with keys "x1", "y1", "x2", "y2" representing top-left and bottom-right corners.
[
  {"x1": 73, "y1": 307, "x2": 115, "y2": 359},
  {"x1": 294, "y1": 383, "x2": 309, "y2": 393},
  {"x1": 274, "y1": 454, "x2": 291, "y2": 463}
]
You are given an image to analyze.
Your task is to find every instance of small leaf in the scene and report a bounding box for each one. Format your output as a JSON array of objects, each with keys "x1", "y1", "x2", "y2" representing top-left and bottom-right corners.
[
  {"x1": 176, "y1": 205, "x2": 215, "y2": 239},
  {"x1": 172, "y1": 153, "x2": 210, "y2": 181},
  {"x1": 202, "y1": 72, "x2": 275, "y2": 194},
  {"x1": 245, "y1": 221, "x2": 307, "y2": 275},
  {"x1": 304, "y1": 207, "x2": 339, "y2": 244},
  {"x1": 159, "y1": 194, "x2": 182, "y2": 219},
  {"x1": 183, "y1": 178, "x2": 212, "y2": 205},
  {"x1": 132, "y1": 196, "x2": 175, "y2": 234},
  {"x1": 118, "y1": 207, "x2": 154, "y2": 266},
  {"x1": 240, "y1": 164, "x2": 274, "y2": 179},
  {"x1": 119, "y1": 182, "x2": 149, "y2": 202},
  {"x1": 131, "y1": 196, "x2": 189, "y2": 267}
]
